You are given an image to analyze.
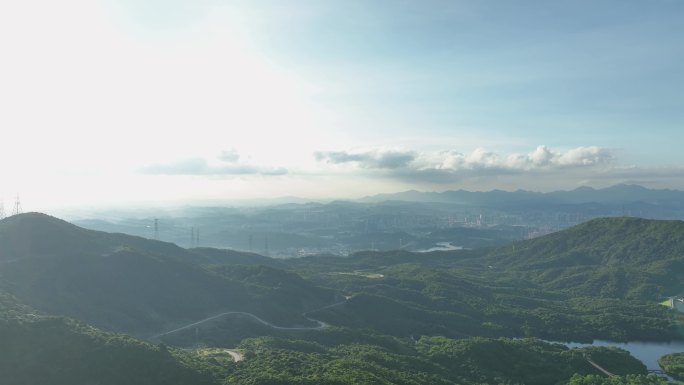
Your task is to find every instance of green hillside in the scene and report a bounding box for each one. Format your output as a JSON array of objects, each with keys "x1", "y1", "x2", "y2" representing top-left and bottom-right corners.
[
  {"x1": 190, "y1": 247, "x2": 283, "y2": 267},
  {"x1": 0, "y1": 212, "x2": 191, "y2": 261},
  {"x1": 0, "y1": 292, "x2": 655, "y2": 385},
  {"x1": 226, "y1": 335, "x2": 648, "y2": 385},
  {"x1": 0, "y1": 293, "x2": 217, "y2": 385},
  {"x1": 0, "y1": 213, "x2": 333, "y2": 335},
  {"x1": 658, "y1": 352, "x2": 684, "y2": 381},
  {"x1": 299, "y1": 261, "x2": 675, "y2": 342},
  {"x1": 486, "y1": 217, "x2": 684, "y2": 298}
]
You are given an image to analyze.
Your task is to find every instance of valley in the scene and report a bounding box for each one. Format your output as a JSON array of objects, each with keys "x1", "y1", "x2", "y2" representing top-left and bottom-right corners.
[{"x1": 2, "y1": 212, "x2": 684, "y2": 383}]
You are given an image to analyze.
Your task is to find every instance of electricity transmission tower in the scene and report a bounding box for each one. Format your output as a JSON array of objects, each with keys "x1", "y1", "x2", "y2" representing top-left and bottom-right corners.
[{"x1": 12, "y1": 195, "x2": 21, "y2": 216}]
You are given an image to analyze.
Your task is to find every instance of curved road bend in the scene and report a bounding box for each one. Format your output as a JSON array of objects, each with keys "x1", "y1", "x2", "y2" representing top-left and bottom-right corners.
[{"x1": 152, "y1": 300, "x2": 346, "y2": 339}]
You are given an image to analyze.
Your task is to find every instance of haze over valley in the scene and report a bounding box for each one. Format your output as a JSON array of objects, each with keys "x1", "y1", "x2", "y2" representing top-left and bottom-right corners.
[
  {"x1": 63, "y1": 184, "x2": 684, "y2": 257},
  {"x1": 2, "y1": 0, "x2": 684, "y2": 384}
]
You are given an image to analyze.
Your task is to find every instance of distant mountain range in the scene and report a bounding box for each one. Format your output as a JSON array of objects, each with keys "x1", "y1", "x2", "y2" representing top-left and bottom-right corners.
[
  {"x1": 63, "y1": 184, "x2": 684, "y2": 257},
  {"x1": 360, "y1": 184, "x2": 684, "y2": 207}
]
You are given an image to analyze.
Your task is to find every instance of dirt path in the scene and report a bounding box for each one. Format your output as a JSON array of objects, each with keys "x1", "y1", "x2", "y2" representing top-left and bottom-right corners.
[{"x1": 226, "y1": 350, "x2": 244, "y2": 362}]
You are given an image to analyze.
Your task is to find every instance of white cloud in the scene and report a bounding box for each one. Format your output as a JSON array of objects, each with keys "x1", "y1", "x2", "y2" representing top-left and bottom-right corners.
[
  {"x1": 315, "y1": 150, "x2": 417, "y2": 169},
  {"x1": 139, "y1": 151, "x2": 287, "y2": 176},
  {"x1": 219, "y1": 149, "x2": 241, "y2": 163},
  {"x1": 556, "y1": 146, "x2": 613, "y2": 166},
  {"x1": 315, "y1": 145, "x2": 615, "y2": 182},
  {"x1": 527, "y1": 145, "x2": 555, "y2": 166}
]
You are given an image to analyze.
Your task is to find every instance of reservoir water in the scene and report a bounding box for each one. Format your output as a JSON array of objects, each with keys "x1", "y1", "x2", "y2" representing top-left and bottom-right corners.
[{"x1": 559, "y1": 340, "x2": 684, "y2": 371}]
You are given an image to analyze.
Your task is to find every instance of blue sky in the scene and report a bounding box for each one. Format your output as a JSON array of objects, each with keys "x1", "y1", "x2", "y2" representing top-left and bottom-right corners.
[
  {"x1": 1, "y1": 0, "x2": 683, "y2": 209},
  {"x1": 243, "y1": 0, "x2": 683, "y2": 161}
]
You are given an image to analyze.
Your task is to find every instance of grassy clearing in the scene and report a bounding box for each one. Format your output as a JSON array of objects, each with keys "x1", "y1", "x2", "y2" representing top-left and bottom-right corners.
[{"x1": 660, "y1": 298, "x2": 673, "y2": 308}]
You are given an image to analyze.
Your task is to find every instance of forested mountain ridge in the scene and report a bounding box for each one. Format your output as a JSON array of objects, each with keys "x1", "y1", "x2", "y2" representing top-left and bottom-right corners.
[
  {"x1": 485, "y1": 217, "x2": 684, "y2": 298},
  {"x1": 489, "y1": 217, "x2": 684, "y2": 267},
  {"x1": 0, "y1": 213, "x2": 334, "y2": 335},
  {"x1": 0, "y1": 212, "x2": 191, "y2": 261}
]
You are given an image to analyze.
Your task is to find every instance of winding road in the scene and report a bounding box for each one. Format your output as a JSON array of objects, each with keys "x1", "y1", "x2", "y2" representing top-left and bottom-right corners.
[{"x1": 151, "y1": 300, "x2": 346, "y2": 339}]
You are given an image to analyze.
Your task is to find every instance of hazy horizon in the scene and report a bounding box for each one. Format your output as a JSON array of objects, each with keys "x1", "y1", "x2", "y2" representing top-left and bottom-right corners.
[
  {"x1": 13, "y1": 183, "x2": 684, "y2": 219},
  {"x1": 2, "y1": 0, "x2": 683, "y2": 211}
]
